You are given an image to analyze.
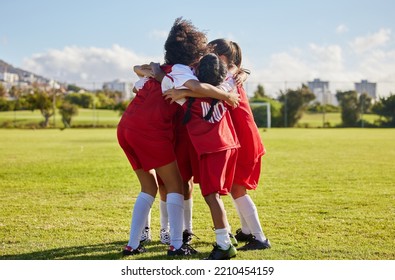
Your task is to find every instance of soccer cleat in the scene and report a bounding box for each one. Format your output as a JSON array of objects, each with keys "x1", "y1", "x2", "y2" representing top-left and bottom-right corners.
[
  {"x1": 183, "y1": 229, "x2": 199, "y2": 244},
  {"x1": 160, "y1": 228, "x2": 171, "y2": 245},
  {"x1": 122, "y1": 244, "x2": 146, "y2": 256},
  {"x1": 204, "y1": 243, "x2": 237, "y2": 260},
  {"x1": 237, "y1": 237, "x2": 271, "y2": 251},
  {"x1": 167, "y1": 243, "x2": 199, "y2": 256},
  {"x1": 140, "y1": 227, "x2": 152, "y2": 243},
  {"x1": 229, "y1": 233, "x2": 238, "y2": 247},
  {"x1": 235, "y1": 228, "x2": 254, "y2": 242}
]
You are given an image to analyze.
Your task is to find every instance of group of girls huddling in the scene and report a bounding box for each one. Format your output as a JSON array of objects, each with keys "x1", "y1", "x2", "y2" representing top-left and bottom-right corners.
[{"x1": 117, "y1": 17, "x2": 271, "y2": 260}]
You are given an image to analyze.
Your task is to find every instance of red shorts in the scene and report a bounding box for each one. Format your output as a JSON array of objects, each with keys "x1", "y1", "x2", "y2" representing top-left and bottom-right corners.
[
  {"x1": 117, "y1": 124, "x2": 176, "y2": 171},
  {"x1": 233, "y1": 157, "x2": 262, "y2": 190},
  {"x1": 174, "y1": 123, "x2": 192, "y2": 182},
  {"x1": 198, "y1": 148, "x2": 238, "y2": 196}
]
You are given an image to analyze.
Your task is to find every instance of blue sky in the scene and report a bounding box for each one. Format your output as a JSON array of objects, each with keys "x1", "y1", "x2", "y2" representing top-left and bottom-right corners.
[{"x1": 1, "y1": 0, "x2": 394, "y2": 96}]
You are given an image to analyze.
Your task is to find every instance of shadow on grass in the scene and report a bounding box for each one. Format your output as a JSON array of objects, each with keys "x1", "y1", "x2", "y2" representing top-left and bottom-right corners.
[{"x1": 0, "y1": 240, "x2": 212, "y2": 260}]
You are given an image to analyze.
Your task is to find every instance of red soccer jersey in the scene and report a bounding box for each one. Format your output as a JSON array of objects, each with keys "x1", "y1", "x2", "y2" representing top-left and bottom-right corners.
[
  {"x1": 117, "y1": 65, "x2": 180, "y2": 171},
  {"x1": 184, "y1": 97, "x2": 240, "y2": 157},
  {"x1": 230, "y1": 85, "x2": 265, "y2": 164}
]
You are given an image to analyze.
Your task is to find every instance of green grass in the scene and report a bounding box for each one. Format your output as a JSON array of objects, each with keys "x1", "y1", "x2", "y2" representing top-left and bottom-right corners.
[
  {"x1": 0, "y1": 109, "x2": 382, "y2": 129},
  {"x1": 298, "y1": 112, "x2": 380, "y2": 128},
  {"x1": 0, "y1": 109, "x2": 121, "y2": 128},
  {"x1": 0, "y1": 128, "x2": 394, "y2": 260}
]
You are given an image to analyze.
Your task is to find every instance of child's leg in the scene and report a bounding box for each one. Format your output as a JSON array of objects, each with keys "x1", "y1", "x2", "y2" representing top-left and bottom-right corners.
[
  {"x1": 158, "y1": 184, "x2": 169, "y2": 230},
  {"x1": 231, "y1": 184, "x2": 250, "y2": 234},
  {"x1": 232, "y1": 185, "x2": 266, "y2": 242},
  {"x1": 127, "y1": 169, "x2": 157, "y2": 249},
  {"x1": 156, "y1": 161, "x2": 184, "y2": 250},
  {"x1": 183, "y1": 179, "x2": 194, "y2": 233},
  {"x1": 204, "y1": 192, "x2": 231, "y2": 250}
]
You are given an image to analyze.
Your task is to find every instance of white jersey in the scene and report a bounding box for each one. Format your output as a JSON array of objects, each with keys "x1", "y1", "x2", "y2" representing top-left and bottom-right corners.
[{"x1": 161, "y1": 64, "x2": 198, "y2": 105}]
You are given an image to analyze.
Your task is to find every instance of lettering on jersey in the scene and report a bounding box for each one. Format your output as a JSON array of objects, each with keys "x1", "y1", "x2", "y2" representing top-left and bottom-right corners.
[{"x1": 201, "y1": 101, "x2": 227, "y2": 123}]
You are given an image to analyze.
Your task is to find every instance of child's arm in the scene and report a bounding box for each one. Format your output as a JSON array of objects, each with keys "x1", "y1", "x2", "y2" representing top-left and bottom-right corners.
[
  {"x1": 133, "y1": 64, "x2": 154, "y2": 78},
  {"x1": 164, "y1": 80, "x2": 240, "y2": 108},
  {"x1": 150, "y1": 62, "x2": 165, "y2": 82},
  {"x1": 234, "y1": 68, "x2": 250, "y2": 86}
]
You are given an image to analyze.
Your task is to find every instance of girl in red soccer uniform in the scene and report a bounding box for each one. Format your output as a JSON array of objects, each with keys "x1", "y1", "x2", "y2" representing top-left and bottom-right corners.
[
  {"x1": 117, "y1": 18, "x2": 207, "y2": 257},
  {"x1": 207, "y1": 39, "x2": 271, "y2": 251},
  {"x1": 164, "y1": 39, "x2": 271, "y2": 251},
  {"x1": 156, "y1": 53, "x2": 240, "y2": 259},
  {"x1": 118, "y1": 19, "x2": 239, "y2": 257}
]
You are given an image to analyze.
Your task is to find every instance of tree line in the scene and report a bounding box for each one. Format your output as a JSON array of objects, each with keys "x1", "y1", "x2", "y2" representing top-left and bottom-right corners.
[
  {"x1": 0, "y1": 83, "x2": 123, "y2": 128},
  {"x1": 250, "y1": 84, "x2": 395, "y2": 128},
  {"x1": 1, "y1": 82, "x2": 394, "y2": 128}
]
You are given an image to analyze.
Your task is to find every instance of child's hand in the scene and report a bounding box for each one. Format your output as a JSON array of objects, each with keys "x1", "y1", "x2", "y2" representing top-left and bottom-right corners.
[
  {"x1": 150, "y1": 62, "x2": 165, "y2": 82},
  {"x1": 133, "y1": 64, "x2": 154, "y2": 78},
  {"x1": 233, "y1": 71, "x2": 247, "y2": 86},
  {"x1": 163, "y1": 88, "x2": 186, "y2": 103},
  {"x1": 225, "y1": 90, "x2": 241, "y2": 108}
]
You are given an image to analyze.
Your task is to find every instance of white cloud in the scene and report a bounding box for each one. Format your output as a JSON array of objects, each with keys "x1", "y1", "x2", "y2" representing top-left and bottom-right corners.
[
  {"x1": 349, "y1": 28, "x2": 391, "y2": 53},
  {"x1": 20, "y1": 27, "x2": 395, "y2": 98},
  {"x1": 309, "y1": 44, "x2": 343, "y2": 72},
  {"x1": 22, "y1": 45, "x2": 162, "y2": 88},
  {"x1": 336, "y1": 24, "x2": 348, "y2": 34},
  {"x1": 246, "y1": 29, "x2": 395, "y2": 98}
]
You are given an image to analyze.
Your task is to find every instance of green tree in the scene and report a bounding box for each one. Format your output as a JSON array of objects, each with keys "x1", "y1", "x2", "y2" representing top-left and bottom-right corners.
[
  {"x1": 336, "y1": 90, "x2": 361, "y2": 127},
  {"x1": 372, "y1": 94, "x2": 395, "y2": 127},
  {"x1": 252, "y1": 84, "x2": 266, "y2": 100},
  {"x1": 28, "y1": 88, "x2": 55, "y2": 127},
  {"x1": 278, "y1": 84, "x2": 315, "y2": 127},
  {"x1": 59, "y1": 101, "x2": 78, "y2": 128},
  {"x1": 65, "y1": 92, "x2": 93, "y2": 108},
  {"x1": 358, "y1": 93, "x2": 373, "y2": 114}
]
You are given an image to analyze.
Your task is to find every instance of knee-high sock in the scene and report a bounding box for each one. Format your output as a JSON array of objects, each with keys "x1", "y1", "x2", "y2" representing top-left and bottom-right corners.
[
  {"x1": 145, "y1": 208, "x2": 151, "y2": 229},
  {"x1": 159, "y1": 200, "x2": 169, "y2": 230},
  {"x1": 234, "y1": 194, "x2": 266, "y2": 242},
  {"x1": 233, "y1": 199, "x2": 251, "y2": 234},
  {"x1": 183, "y1": 198, "x2": 193, "y2": 233},
  {"x1": 127, "y1": 192, "x2": 155, "y2": 249},
  {"x1": 167, "y1": 193, "x2": 184, "y2": 249}
]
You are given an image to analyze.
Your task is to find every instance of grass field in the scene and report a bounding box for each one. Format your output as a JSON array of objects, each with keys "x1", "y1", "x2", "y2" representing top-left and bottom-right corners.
[
  {"x1": 0, "y1": 109, "x2": 121, "y2": 128},
  {"x1": 0, "y1": 128, "x2": 394, "y2": 260},
  {"x1": 0, "y1": 109, "x2": 381, "y2": 128}
]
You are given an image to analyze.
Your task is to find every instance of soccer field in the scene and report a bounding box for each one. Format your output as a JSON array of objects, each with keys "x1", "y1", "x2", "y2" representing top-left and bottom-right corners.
[{"x1": 0, "y1": 128, "x2": 394, "y2": 260}]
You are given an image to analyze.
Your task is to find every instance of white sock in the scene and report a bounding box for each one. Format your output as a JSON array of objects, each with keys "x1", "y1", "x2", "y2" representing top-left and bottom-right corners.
[
  {"x1": 183, "y1": 198, "x2": 193, "y2": 233},
  {"x1": 159, "y1": 200, "x2": 169, "y2": 230},
  {"x1": 233, "y1": 199, "x2": 251, "y2": 234},
  {"x1": 167, "y1": 193, "x2": 184, "y2": 249},
  {"x1": 127, "y1": 192, "x2": 155, "y2": 249},
  {"x1": 145, "y1": 208, "x2": 151, "y2": 229},
  {"x1": 215, "y1": 228, "x2": 231, "y2": 250},
  {"x1": 235, "y1": 195, "x2": 266, "y2": 242}
]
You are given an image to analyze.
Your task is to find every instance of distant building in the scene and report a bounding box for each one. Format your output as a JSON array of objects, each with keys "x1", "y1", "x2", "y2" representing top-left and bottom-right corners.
[
  {"x1": 355, "y1": 80, "x2": 377, "y2": 100},
  {"x1": 307, "y1": 78, "x2": 337, "y2": 105},
  {"x1": 0, "y1": 72, "x2": 19, "y2": 84},
  {"x1": 0, "y1": 72, "x2": 19, "y2": 91},
  {"x1": 103, "y1": 79, "x2": 134, "y2": 101}
]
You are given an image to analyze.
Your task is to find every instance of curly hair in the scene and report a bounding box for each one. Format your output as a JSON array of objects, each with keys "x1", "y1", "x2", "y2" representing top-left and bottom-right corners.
[
  {"x1": 164, "y1": 17, "x2": 208, "y2": 66},
  {"x1": 196, "y1": 53, "x2": 227, "y2": 87}
]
